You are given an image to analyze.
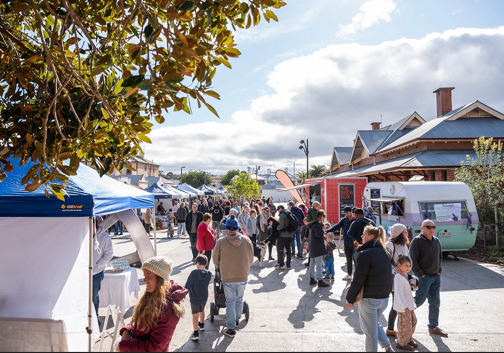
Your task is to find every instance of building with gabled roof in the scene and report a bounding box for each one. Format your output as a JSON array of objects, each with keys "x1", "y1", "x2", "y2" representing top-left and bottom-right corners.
[{"x1": 328, "y1": 87, "x2": 504, "y2": 182}]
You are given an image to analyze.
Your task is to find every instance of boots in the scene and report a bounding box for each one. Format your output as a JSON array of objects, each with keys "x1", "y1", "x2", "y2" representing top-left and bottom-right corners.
[
  {"x1": 318, "y1": 279, "x2": 329, "y2": 288},
  {"x1": 310, "y1": 277, "x2": 317, "y2": 285}
]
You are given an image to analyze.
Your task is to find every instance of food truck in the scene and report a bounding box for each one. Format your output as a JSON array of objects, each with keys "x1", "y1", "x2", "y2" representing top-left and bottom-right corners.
[
  {"x1": 363, "y1": 181, "x2": 478, "y2": 252},
  {"x1": 301, "y1": 177, "x2": 369, "y2": 224}
]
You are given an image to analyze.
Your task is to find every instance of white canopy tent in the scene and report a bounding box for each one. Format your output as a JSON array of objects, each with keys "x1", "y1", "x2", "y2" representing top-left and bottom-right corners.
[{"x1": 0, "y1": 158, "x2": 155, "y2": 352}]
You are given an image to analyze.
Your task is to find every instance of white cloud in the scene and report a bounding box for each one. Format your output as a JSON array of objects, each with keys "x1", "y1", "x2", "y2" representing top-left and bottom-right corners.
[
  {"x1": 337, "y1": 0, "x2": 397, "y2": 37},
  {"x1": 145, "y1": 27, "x2": 504, "y2": 175}
]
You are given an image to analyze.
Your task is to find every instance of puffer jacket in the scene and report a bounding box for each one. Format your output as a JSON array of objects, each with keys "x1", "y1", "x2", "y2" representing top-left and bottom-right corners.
[
  {"x1": 346, "y1": 241, "x2": 394, "y2": 304},
  {"x1": 308, "y1": 222, "x2": 326, "y2": 258},
  {"x1": 118, "y1": 281, "x2": 188, "y2": 352}
]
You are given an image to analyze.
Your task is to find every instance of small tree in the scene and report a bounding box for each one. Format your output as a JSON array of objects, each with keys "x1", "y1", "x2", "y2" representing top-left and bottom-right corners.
[
  {"x1": 455, "y1": 137, "x2": 504, "y2": 243},
  {"x1": 181, "y1": 170, "x2": 212, "y2": 188},
  {"x1": 309, "y1": 164, "x2": 327, "y2": 178},
  {"x1": 226, "y1": 172, "x2": 260, "y2": 200},
  {"x1": 221, "y1": 169, "x2": 240, "y2": 186},
  {"x1": 295, "y1": 171, "x2": 307, "y2": 184}
]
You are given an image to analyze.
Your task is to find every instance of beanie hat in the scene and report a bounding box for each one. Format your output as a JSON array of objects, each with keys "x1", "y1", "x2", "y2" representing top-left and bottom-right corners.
[
  {"x1": 390, "y1": 223, "x2": 407, "y2": 238},
  {"x1": 225, "y1": 214, "x2": 239, "y2": 231},
  {"x1": 142, "y1": 256, "x2": 173, "y2": 282}
]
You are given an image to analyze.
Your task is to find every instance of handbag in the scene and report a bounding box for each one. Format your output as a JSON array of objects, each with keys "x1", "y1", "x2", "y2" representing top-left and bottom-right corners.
[{"x1": 344, "y1": 283, "x2": 364, "y2": 310}]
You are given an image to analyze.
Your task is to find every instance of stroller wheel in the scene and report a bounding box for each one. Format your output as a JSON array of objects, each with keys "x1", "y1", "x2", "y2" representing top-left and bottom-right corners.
[
  {"x1": 210, "y1": 302, "x2": 215, "y2": 323},
  {"x1": 243, "y1": 301, "x2": 250, "y2": 321}
]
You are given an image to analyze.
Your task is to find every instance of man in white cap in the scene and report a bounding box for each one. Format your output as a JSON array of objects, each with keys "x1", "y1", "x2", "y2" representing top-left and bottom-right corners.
[{"x1": 213, "y1": 214, "x2": 254, "y2": 339}]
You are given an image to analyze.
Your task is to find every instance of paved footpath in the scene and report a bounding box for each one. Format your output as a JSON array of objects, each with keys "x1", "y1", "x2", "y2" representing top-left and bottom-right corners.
[{"x1": 95, "y1": 229, "x2": 504, "y2": 352}]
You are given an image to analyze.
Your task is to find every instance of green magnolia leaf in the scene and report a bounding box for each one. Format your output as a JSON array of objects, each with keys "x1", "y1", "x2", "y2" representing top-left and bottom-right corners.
[
  {"x1": 144, "y1": 24, "x2": 153, "y2": 38},
  {"x1": 204, "y1": 102, "x2": 219, "y2": 118},
  {"x1": 138, "y1": 80, "x2": 152, "y2": 90},
  {"x1": 122, "y1": 75, "x2": 145, "y2": 87},
  {"x1": 178, "y1": 1, "x2": 195, "y2": 12},
  {"x1": 137, "y1": 133, "x2": 152, "y2": 143}
]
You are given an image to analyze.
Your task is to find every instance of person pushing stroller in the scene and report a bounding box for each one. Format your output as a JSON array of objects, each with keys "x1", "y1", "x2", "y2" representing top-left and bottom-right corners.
[{"x1": 213, "y1": 215, "x2": 254, "y2": 338}]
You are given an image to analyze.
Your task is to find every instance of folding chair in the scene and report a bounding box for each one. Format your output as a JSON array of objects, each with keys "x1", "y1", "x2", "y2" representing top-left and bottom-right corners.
[{"x1": 98, "y1": 305, "x2": 125, "y2": 352}]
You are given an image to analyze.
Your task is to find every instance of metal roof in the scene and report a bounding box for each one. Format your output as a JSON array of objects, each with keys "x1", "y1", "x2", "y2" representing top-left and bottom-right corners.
[
  {"x1": 333, "y1": 147, "x2": 354, "y2": 165},
  {"x1": 422, "y1": 117, "x2": 504, "y2": 139},
  {"x1": 330, "y1": 150, "x2": 477, "y2": 177},
  {"x1": 358, "y1": 130, "x2": 392, "y2": 154}
]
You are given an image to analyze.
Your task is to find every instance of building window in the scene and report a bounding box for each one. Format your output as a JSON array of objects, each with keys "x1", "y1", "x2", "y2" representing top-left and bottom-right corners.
[{"x1": 441, "y1": 170, "x2": 447, "y2": 181}]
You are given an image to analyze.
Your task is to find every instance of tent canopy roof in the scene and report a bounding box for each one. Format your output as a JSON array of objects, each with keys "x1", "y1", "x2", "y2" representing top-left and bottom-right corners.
[
  {"x1": 177, "y1": 183, "x2": 204, "y2": 196},
  {"x1": 197, "y1": 184, "x2": 216, "y2": 195},
  {"x1": 0, "y1": 158, "x2": 154, "y2": 217}
]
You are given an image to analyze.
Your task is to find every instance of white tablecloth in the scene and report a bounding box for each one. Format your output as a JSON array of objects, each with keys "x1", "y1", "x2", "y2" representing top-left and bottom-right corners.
[{"x1": 99, "y1": 267, "x2": 141, "y2": 314}]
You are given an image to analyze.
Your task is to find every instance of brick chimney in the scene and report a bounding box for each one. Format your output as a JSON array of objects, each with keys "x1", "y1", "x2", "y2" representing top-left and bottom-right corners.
[
  {"x1": 370, "y1": 122, "x2": 381, "y2": 130},
  {"x1": 433, "y1": 87, "x2": 455, "y2": 117}
]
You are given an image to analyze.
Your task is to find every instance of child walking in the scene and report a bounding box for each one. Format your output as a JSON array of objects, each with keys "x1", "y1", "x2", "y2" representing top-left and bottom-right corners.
[
  {"x1": 323, "y1": 232, "x2": 337, "y2": 281},
  {"x1": 394, "y1": 255, "x2": 418, "y2": 350},
  {"x1": 184, "y1": 255, "x2": 212, "y2": 342}
]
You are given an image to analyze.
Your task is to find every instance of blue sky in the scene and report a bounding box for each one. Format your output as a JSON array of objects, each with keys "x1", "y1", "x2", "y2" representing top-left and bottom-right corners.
[{"x1": 144, "y1": 0, "x2": 504, "y2": 175}]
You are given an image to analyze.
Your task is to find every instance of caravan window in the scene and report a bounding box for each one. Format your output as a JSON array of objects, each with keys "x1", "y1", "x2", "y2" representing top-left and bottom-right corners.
[
  {"x1": 380, "y1": 198, "x2": 405, "y2": 218},
  {"x1": 418, "y1": 201, "x2": 468, "y2": 221}
]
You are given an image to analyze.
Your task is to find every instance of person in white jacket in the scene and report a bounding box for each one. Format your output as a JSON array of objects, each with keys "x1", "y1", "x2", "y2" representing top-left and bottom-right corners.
[
  {"x1": 93, "y1": 216, "x2": 113, "y2": 316},
  {"x1": 393, "y1": 255, "x2": 418, "y2": 351},
  {"x1": 245, "y1": 209, "x2": 258, "y2": 243}
]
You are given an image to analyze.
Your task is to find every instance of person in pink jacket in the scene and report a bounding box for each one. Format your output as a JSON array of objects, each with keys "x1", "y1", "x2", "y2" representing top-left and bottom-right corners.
[
  {"x1": 196, "y1": 213, "x2": 215, "y2": 269},
  {"x1": 117, "y1": 256, "x2": 187, "y2": 352}
]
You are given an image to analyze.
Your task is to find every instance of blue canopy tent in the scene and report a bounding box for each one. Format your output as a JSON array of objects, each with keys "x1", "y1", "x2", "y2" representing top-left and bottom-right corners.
[
  {"x1": 0, "y1": 158, "x2": 154, "y2": 217},
  {"x1": 0, "y1": 158, "x2": 154, "y2": 351},
  {"x1": 144, "y1": 182, "x2": 181, "y2": 199},
  {"x1": 197, "y1": 184, "x2": 215, "y2": 195},
  {"x1": 218, "y1": 186, "x2": 227, "y2": 194},
  {"x1": 178, "y1": 183, "x2": 204, "y2": 197}
]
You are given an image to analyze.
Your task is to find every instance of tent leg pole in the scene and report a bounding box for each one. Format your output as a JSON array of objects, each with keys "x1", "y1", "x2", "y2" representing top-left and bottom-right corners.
[
  {"x1": 88, "y1": 217, "x2": 93, "y2": 352},
  {"x1": 152, "y1": 208, "x2": 157, "y2": 256}
]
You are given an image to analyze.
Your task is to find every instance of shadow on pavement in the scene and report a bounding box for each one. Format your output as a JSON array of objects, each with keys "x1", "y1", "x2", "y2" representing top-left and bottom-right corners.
[{"x1": 287, "y1": 273, "x2": 340, "y2": 329}]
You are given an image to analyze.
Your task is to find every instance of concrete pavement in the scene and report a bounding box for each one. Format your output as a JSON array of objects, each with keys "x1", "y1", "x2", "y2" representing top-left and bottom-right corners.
[{"x1": 94, "y1": 229, "x2": 504, "y2": 352}]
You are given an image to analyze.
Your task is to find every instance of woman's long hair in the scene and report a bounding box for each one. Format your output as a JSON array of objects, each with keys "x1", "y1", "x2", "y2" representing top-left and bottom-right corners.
[
  {"x1": 131, "y1": 276, "x2": 184, "y2": 332},
  {"x1": 364, "y1": 225, "x2": 387, "y2": 251},
  {"x1": 391, "y1": 230, "x2": 410, "y2": 247}
]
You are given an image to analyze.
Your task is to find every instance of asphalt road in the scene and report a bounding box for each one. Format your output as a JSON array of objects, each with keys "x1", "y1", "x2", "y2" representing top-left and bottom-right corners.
[{"x1": 95, "y1": 229, "x2": 504, "y2": 352}]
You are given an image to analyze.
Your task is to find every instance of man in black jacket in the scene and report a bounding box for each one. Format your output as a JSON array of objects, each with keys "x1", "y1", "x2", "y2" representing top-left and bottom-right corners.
[
  {"x1": 347, "y1": 208, "x2": 376, "y2": 278},
  {"x1": 187, "y1": 203, "x2": 203, "y2": 262},
  {"x1": 326, "y1": 206, "x2": 355, "y2": 280},
  {"x1": 409, "y1": 219, "x2": 448, "y2": 337},
  {"x1": 211, "y1": 202, "x2": 224, "y2": 236}
]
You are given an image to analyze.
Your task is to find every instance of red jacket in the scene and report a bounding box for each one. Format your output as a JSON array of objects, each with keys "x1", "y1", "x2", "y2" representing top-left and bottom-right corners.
[
  {"x1": 196, "y1": 222, "x2": 215, "y2": 252},
  {"x1": 118, "y1": 281, "x2": 188, "y2": 352}
]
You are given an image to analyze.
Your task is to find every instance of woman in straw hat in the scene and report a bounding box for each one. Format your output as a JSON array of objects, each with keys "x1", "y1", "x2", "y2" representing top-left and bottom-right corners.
[{"x1": 117, "y1": 256, "x2": 187, "y2": 352}]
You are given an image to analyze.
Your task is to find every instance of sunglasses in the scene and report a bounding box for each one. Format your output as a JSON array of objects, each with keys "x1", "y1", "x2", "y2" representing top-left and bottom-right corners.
[{"x1": 424, "y1": 226, "x2": 436, "y2": 229}]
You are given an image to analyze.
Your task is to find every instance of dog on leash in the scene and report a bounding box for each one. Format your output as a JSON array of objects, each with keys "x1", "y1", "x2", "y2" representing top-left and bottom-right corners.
[{"x1": 254, "y1": 241, "x2": 267, "y2": 268}]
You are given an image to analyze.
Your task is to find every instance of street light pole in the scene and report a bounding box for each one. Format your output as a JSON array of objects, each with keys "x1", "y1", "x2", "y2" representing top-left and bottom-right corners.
[
  {"x1": 254, "y1": 165, "x2": 260, "y2": 182},
  {"x1": 181, "y1": 166, "x2": 185, "y2": 182},
  {"x1": 299, "y1": 139, "x2": 309, "y2": 181},
  {"x1": 293, "y1": 159, "x2": 296, "y2": 179}
]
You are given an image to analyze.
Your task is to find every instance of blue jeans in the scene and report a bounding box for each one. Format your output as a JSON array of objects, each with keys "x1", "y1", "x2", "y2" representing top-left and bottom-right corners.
[
  {"x1": 177, "y1": 222, "x2": 186, "y2": 235},
  {"x1": 324, "y1": 258, "x2": 335, "y2": 278},
  {"x1": 414, "y1": 274, "x2": 441, "y2": 329},
  {"x1": 309, "y1": 255, "x2": 324, "y2": 280},
  {"x1": 114, "y1": 220, "x2": 123, "y2": 234},
  {"x1": 92, "y1": 271, "x2": 104, "y2": 316},
  {"x1": 291, "y1": 226, "x2": 302, "y2": 256},
  {"x1": 223, "y1": 283, "x2": 246, "y2": 330},
  {"x1": 358, "y1": 298, "x2": 390, "y2": 352},
  {"x1": 189, "y1": 232, "x2": 198, "y2": 260}
]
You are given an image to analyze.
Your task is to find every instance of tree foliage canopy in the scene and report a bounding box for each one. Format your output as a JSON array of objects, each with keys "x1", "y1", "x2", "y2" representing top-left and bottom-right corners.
[
  {"x1": 295, "y1": 170, "x2": 307, "y2": 184},
  {"x1": 226, "y1": 172, "x2": 260, "y2": 200},
  {"x1": 309, "y1": 164, "x2": 327, "y2": 178},
  {"x1": 180, "y1": 169, "x2": 211, "y2": 188},
  {"x1": 220, "y1": 168, "x2": 239, "y2": 185},
  {"x1": 454, "y1": 137, "x2": 504, "y2": 227},
  {"x1": 0, "y1": 0, "x2": 285, "y2": 199}
]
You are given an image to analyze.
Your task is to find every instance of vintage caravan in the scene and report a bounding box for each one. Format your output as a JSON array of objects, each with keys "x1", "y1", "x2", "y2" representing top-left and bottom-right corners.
[{"x1": 363, "y1": 181, "x2": 478, "y2": 253}]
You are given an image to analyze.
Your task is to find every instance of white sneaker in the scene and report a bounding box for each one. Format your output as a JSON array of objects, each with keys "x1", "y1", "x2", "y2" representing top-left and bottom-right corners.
[{"x1": 342, "y1": 274, "x2": 352, "y2": 281}]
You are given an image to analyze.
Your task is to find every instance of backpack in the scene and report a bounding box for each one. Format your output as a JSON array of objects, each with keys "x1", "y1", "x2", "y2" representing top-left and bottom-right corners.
[{"x1": 285, "y1": 211, "x2": 299, "y2": 232}]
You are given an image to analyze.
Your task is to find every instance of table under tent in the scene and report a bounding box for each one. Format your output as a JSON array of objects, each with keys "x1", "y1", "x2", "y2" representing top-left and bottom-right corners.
[{"x1": 0, "y1": 158, "x2": 155, "y2": 352}]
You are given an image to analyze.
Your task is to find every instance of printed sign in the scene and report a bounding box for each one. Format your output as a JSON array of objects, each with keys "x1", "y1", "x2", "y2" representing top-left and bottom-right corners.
[
  {"x1": 339, "y1": 184, "x2": 355, "y2": 219},
  {"x1": 434, "y1": 203, "x2": 462, "y2": 222}
]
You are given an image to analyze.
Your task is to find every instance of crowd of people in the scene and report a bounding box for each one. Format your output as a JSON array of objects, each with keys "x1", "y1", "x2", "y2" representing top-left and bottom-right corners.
[{"x1": 103, "y1": 194, "x2": 448, "y2": 352}]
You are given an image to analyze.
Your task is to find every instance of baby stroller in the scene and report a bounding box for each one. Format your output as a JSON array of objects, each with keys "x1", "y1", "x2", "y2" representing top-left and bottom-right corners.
[{"x1": 210, "y1": 268, "x2": 250, "y2": 323}]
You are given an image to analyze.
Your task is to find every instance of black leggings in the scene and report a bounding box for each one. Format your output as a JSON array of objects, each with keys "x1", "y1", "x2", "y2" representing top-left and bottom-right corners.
[
  {"x1": 344, "y1": 244, "x2": 355, "y2": 276},
  {"x1": 277, "y1": 237, "x2": 291, "y2": 268},
  {"x1": 388, "y1": 291, "x2": 397, "y2": 331}
]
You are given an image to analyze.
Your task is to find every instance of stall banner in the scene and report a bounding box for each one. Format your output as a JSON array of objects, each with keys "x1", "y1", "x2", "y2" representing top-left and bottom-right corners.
[{"x1": 434, "y1": 203, "x2": 462, "y2": 222}]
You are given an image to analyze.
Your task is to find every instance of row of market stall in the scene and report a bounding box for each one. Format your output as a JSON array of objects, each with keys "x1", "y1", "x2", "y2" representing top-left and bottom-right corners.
[{"x1": 144, "y1": 181, "x2": 226, "y2": 200}]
